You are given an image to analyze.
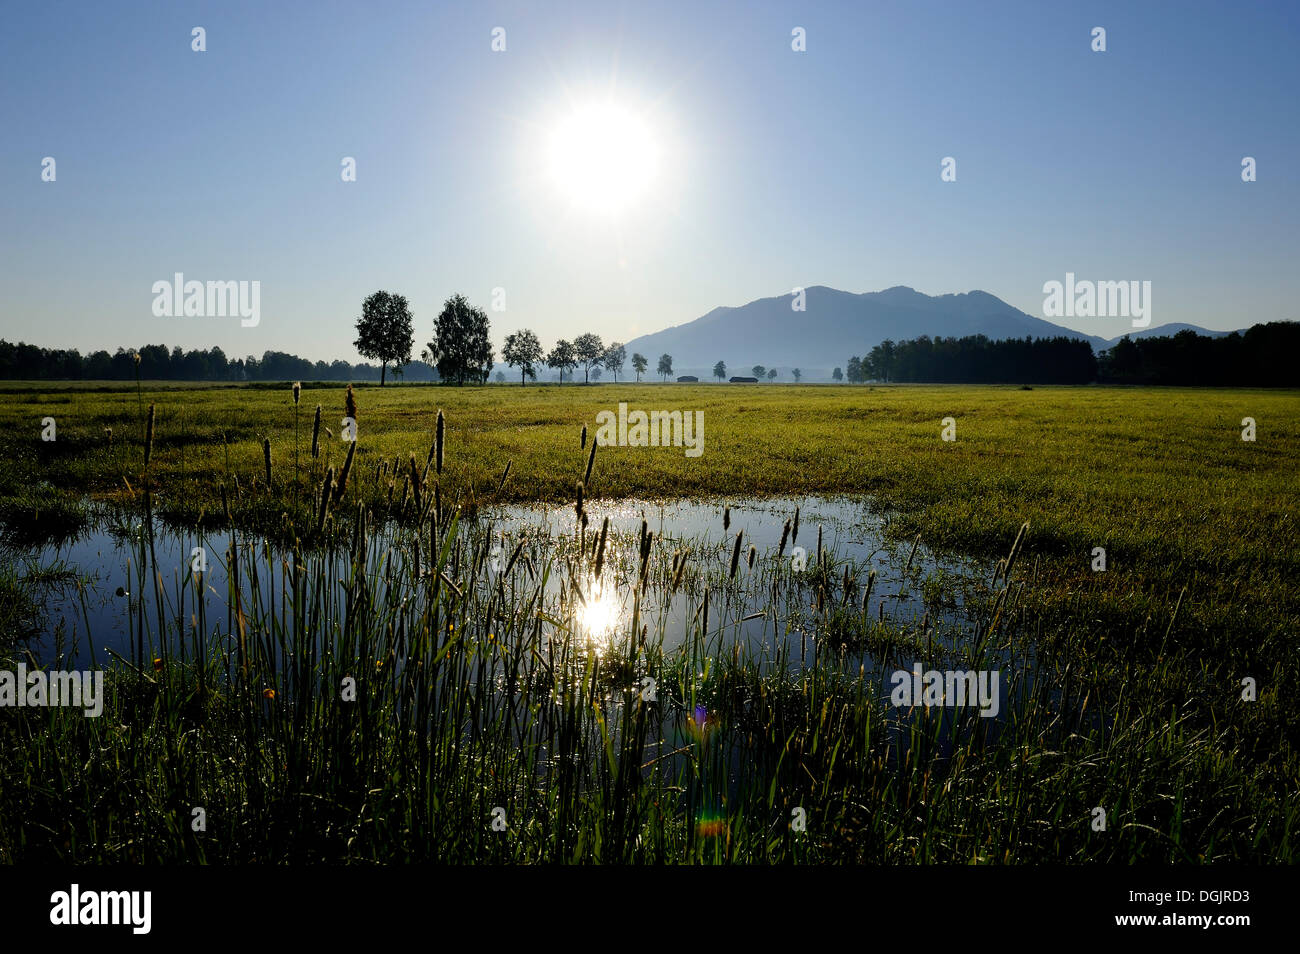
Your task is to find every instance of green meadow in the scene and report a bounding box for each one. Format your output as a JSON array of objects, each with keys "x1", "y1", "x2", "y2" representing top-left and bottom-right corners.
[{"x1": 0, "y1": 381, "x2": 1297, "y2": 863}]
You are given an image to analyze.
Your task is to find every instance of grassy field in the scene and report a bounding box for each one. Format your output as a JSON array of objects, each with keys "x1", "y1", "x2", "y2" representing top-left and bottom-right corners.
[
  {"x1": 6, "y1": 380, "x2": 1298, "y2": 552},
  {"x1": 1, "y1": 380, "x2": 1297, "y2": 862}
]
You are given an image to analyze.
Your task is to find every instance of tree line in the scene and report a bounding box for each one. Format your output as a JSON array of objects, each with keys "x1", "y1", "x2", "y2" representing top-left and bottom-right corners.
[
  {"x1": 362, "y1": 289, "x2": 800, "y2": 385},
  {"x1": 1096, "y1": 323, "x2": 1299, "y2": 386},
  {"x1": 0, "y1": 340, "x2": 433, "y2": 383},
  {"x1": 356, "y1": 291, "x2": 658, "y2": 386},
  {"x1": 7, "y1": 288, "x2": 1295, "y2": 387},
  {"x1": 842, "y1": 334, "x2": 1098, "y2": 384}
]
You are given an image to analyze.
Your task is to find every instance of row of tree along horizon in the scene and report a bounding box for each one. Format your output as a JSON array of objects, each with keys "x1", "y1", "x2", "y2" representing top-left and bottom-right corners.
[{"x1": 4, "y1": 287, "x2": 1296, "y2": 386}]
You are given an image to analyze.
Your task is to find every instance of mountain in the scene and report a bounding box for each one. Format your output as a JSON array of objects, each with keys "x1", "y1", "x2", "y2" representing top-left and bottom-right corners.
[{"x1": 621, "y1": 285, "x2": 1111, "y2": 377}]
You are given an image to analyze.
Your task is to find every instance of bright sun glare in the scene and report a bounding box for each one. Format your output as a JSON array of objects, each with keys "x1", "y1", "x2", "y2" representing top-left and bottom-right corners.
[
  {"x1": 547, "y1": 101, "x2": 659, "y2": 216},
  {"x1": 578, "y1": 578, "x2": 621, "y2": 644}
]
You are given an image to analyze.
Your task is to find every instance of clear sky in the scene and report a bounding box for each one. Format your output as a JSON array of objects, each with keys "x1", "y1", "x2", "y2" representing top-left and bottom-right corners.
[{"x1": 2, "y1": 0, "x2": 1297, "y2": 362}]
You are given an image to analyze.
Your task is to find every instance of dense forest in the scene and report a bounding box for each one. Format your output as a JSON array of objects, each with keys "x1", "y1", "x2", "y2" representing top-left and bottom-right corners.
[
  {"x1": 842, "y1": 322, "x2": 1297, "y2": 386},
  {"x1": 847, "y1": 335, "x2": 1097, "y2": 384},
  {"x1": 1095, "y1": 323, "x2": 1299, "y2": 386}
]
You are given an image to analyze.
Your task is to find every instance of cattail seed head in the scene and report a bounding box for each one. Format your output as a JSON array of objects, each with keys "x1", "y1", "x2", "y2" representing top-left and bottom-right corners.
[
  {"x1": 292, "y1": 381, "x2": 301, "y2": 406},
  {"x1": 345, "y1": 384, "x2": 357, "y2": 422},
  {"x1": 263, "y1": 437, "x2": 272, "y2": 487},
  {"x1": 639, "y1": 529, "x2": 653, "y2": 582},
  {"x1": 333, "y1": 439, "x2": 356, "y2": 503},
  {"x1": 672, "y1": 552, "x2": 686, "y2": 591},
  {"x1": 408, "y1": 452, "x2": 423, "y2": 513}
]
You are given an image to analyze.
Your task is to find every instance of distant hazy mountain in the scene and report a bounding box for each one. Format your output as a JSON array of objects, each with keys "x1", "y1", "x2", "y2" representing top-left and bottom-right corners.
[
  {"x1": 1103, "y1": 323, "x2": 1238, "y2": 347},
  {"x1": 622, "y1": 285, "x2": 1112, "y2": 376}
]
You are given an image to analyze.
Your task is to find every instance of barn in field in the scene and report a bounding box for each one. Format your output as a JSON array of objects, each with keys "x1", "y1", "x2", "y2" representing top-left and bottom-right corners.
[{"x1": 729, "y1": 376, "x2": 758, "y2": 383}]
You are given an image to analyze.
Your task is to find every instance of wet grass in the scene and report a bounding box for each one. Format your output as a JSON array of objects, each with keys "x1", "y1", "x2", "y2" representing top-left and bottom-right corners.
[
  {"x1": 2, "y1": 383, "x2": 1295, "y2": 584},
  {"x1": 0, "y1": 381, "x2": 1296, "y2": 862},
  {"x1": 2, "y1": 494, "x2": 1293, "y2": 863}
]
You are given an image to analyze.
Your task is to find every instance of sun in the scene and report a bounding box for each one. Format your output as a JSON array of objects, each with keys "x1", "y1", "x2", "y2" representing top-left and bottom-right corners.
[{"x1": 547, "y1": 100, "x2": 660, "y2": 216}]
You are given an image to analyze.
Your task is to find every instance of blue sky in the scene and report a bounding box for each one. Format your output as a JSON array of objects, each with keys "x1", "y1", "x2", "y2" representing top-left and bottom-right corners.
[{"x1": 2, "y1": 0, "x2": 1297, "y2": 361}]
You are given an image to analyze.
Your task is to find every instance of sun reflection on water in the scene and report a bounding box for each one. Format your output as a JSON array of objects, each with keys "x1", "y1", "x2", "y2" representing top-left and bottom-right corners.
[{"x1": 576, "y1": 576, "x2": 622, "y2": 648}]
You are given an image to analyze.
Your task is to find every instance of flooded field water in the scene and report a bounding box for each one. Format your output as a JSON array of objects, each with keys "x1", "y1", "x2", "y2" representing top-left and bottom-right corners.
[{"x1": 11, "y1": 495, "x2": 1030, "y2": 725}]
